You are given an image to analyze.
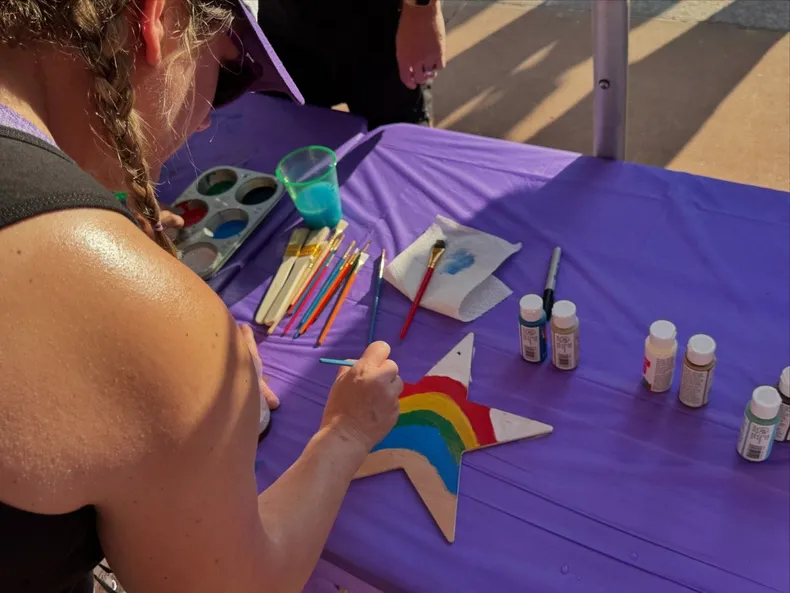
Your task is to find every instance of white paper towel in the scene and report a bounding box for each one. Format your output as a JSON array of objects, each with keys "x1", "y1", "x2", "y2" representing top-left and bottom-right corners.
[{"x1": 385, "y1": 215, "x2": 521, "y2": 322}]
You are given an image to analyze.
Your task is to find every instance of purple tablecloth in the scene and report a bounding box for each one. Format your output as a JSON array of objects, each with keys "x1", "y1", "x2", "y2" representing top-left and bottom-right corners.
[{"x1": 166, "y1": 122, "x2": 790, "y2": 593}]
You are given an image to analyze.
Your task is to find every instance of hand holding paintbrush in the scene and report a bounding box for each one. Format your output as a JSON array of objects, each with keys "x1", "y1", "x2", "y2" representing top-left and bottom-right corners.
[{"x1": 400, "y1": 239, "x2": 446, "y2": 339}]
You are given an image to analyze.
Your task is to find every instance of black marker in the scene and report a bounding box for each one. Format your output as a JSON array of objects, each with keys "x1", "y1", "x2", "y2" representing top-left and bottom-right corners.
[{"x1": 542, "y1": 247, "x2": 562, "y2": 321}]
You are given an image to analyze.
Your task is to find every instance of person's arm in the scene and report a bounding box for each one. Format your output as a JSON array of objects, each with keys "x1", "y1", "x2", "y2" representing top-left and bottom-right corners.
[
  {"x1": 37, "y1": 211, "x2": 401, "y2": 593},
  {"x1": 397, "y1": 0, "x2": 446, "y2": 89}
]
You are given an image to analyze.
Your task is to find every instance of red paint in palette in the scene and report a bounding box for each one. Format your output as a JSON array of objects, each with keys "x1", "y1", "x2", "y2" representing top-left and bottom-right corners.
[{"x1": 173, "y1": 199, "x2": 208, "y2": 227}]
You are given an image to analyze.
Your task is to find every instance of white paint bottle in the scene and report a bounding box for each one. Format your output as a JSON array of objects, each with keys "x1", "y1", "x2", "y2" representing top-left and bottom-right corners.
[
  {"x1": 737, "y1": 386, "x2": 781, "y2": 462},
  {"x1": 642, "y1": 320, "x2": 677, "y2": 393},
  {"x1": 550, "y1": 300, "x2": 579, "y2": 371},
  {"x1": 774, "y1": 366, "x2": 790, "y2": 442},
  {"x1": 678, "y1": 334, "x2": 717, "y2": 408}
]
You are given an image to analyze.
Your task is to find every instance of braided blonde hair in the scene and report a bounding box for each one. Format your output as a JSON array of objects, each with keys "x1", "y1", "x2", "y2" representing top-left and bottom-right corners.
[{"x1": 0, "y1": 0, "x2": 233, "y2": 255}]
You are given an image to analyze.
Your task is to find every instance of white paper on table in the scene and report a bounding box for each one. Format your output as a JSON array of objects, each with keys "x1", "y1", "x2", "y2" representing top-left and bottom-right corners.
[{"x1": 384, "y1": 215, "x2": 522, "y2": 322}]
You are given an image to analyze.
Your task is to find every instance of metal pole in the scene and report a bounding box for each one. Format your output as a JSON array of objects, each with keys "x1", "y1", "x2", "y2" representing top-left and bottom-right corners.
[{"x1": 592, "y1": 0, "x2": 629, "y2": 160}]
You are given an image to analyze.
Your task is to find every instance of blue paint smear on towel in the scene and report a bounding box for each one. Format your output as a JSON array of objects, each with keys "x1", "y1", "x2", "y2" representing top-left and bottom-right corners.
[{"x1": 441, "y1": 249, "x2": 475, "y2": 275}]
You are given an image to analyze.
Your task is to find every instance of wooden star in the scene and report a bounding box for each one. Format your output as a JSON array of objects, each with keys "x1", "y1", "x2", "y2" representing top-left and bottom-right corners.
[{"x1": 353, "y1": 333, "x2": 553, "y2": 542}]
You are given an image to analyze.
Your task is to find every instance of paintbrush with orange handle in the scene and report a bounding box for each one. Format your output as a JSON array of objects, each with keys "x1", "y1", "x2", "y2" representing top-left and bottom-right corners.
[
  {"x1": 316, "y1": 252, "x2": 370, "y2": 347},
  {"x1": 287, "y1": 234, "x2": 344, "y2": 317},
  {"x1": 297, "y1": 240, "x2": 371, "y2": 337}
]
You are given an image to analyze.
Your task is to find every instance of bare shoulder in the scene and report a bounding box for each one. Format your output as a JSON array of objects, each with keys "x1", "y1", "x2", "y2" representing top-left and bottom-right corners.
[{"x1": 0, "y1": 208, "x2": 259, "y2": 513}]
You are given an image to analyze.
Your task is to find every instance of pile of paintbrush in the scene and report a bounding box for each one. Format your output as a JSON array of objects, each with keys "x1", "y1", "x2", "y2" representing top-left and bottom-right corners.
[
  {"x1": 255, "y1": 221, "x2": 374, "y2": 346},
  {"x1": 255, "y1": 222, "x2": 348, "y2": 334},
  {"x1": 293, "y1": 239, "x2": 372, "y2": 346}
]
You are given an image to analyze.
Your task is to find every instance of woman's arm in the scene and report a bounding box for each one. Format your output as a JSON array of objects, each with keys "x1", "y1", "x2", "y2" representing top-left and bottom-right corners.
[
  {"x1": 31, "y1": 211, "x2": 401, "y2": 592},
  {"x1": 255, "y1": 341, "x2": 401, "y2": 592}
]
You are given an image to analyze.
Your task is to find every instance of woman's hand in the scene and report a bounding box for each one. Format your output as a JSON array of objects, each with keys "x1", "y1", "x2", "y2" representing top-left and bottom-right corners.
[
  {"x1": 320, "y1": 341, "x2": 403, "y2": 451},
  {"x1": 159, "y1": 209, "x2": 185, "y2": 230},
  {"x1": 130, "y1": 207, "x2": 184, "y2": 240},
  {"x1": 239, "y1": 324, "x2": 280, "y2": 410}
]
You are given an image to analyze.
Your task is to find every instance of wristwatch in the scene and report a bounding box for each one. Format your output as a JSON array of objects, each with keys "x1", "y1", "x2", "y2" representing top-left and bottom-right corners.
[{"x1": 404, "y1": 0, "x2": 434, "y2": 6}]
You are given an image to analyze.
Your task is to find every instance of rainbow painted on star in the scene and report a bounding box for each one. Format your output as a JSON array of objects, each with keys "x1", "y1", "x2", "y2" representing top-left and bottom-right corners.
[
  {"x1": 354, "y1": 333, "x2": 554, "y2": 543},
  {"x1": 372, "y1": 375, "x2": 503, "y2": 494}
]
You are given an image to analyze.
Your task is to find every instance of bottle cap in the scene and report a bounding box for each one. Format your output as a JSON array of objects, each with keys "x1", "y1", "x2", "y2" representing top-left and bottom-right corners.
[
  {"x1": 750, "y1": 386, "x2": 781, "y2": 420},
  {"x1": 551, "y1": 300, "x2": 577, "y2": 330},
  {"x1": 779, "y1": 366, "x2": 790, "y2": 398},
  {"x1": 520, "y1": 294, "x2": 545, "y2": 323},
  {"x1": 686, "y1": 334, "x2": 716, "y2": 366},
  {"x1": 648, "y1": 320, "x2": 676, "y2": 349}
]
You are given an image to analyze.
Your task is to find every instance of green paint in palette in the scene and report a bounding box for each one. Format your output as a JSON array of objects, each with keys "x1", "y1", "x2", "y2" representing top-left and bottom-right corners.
[{"x1": 204, "y1": 180, "x2": 235, "y2": 196}]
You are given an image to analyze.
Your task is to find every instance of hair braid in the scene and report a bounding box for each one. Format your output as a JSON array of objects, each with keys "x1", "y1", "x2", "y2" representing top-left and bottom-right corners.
[
  {"x1": 76, "y1": 2, "x2": 177, "y2": 255},
  {"x1": 1, "y1": 0, "x2": 234, "y2": 256}
]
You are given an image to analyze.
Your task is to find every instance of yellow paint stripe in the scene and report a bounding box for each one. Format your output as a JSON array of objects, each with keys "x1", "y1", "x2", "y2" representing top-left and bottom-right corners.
[{"x1": 400, "y1": 392, "x2": 480, "y2": 450}]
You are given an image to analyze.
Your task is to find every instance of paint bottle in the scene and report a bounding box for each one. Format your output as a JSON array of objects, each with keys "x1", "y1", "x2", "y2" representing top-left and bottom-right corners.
[
  {"x1": 519, "y1": 294, "x2": 547, "y2": 363},
  {"x1": 642, "y1": 320, "x2": 677, "y2": 393},
  {"x1": 259, "y1": 395, "x2": 271, "y2": 440},
  {"x1": 774, "y1": 366, "x2": 790, "y2": 442},
  {"x1": 737, "y1": 386, "x2": 781, "y2": 462},
  {"x1": 551, "y1": 300, "x2": 579, "y2": 371},
  {"x1": 678, "y1": 334, "x2": 717, "y2": 408}
]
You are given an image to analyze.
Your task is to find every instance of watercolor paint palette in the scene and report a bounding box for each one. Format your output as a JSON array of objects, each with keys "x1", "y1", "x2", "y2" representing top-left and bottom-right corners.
[{"x1": 166, "y1": 166, "x2": 285, "y2": 279}]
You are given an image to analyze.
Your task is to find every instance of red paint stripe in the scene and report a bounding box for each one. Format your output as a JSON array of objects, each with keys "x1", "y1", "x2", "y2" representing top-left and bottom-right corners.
[{"x1": 400, "y1": 375, "x2": 497, "y2": 445}]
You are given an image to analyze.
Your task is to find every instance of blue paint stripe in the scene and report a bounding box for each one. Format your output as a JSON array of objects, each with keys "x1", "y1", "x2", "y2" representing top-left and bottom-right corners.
[{"x1": 373, "y1": 424, "x2": 460, "y2": 494}]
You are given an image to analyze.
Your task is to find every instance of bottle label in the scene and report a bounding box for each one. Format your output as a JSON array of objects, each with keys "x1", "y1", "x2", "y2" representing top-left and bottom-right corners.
[
  {"x1": 737, "y1": 419, "x2": 776, "y2": 462},
  {"x1": 520, "y1": 324, "x2": 545, "y2": 363},
  {"x1": 678, "y1": 364, "x2": 714, "y2": 407},
  {"x1": 642, "y1": 352, "x2": 675, "y2": 393},
  {"x1": 775, "y1": 401, "x2": 790, "y2": 442},
  {"x1": 552, "y1": 330, "x2": 578, "y2": 370}
]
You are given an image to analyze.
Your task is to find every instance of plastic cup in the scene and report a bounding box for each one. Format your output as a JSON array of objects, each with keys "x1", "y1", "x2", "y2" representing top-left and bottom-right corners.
[{"x1": 276, "y1": 146, "x2": 343, "y2": 229}]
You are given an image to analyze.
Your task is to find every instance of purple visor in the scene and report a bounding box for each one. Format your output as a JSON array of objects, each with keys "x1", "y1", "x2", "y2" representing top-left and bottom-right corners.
[{"x1": 213, "y1": 0, "x2": 304, "y2": 108}]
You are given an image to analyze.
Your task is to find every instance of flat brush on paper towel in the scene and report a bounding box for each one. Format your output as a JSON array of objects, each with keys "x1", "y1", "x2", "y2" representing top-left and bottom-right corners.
[
  {"x1": 289, "y1": 221, "x2": 348, "y2": 312},
  {"x1": 294, "y1": 241, "x2": 356, "y2": 337},
  {"x1": 255, "y1": 227, "x2": 309, "y2": 325},
  {"x1": 368, "y1": 249, "x2": 386, "y2": 345},
  {"x1": 282, "y1": 236, "x2": 345, "y2": 336},
  {"x1": 265, "y1": 227, "x2": 331, "y2": 333},
  {"x1": 317, "y1": 252, "x2": 370, "y2": 347},
  {"x1": 400, "y1": 239, "x2": 446, "y2": 340},
  {"x1": 297, "y1": 240, "x2": 371, "y2": 337}
]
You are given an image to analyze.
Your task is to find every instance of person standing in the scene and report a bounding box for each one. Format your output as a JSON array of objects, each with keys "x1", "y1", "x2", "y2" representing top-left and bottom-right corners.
[{"x1": 258, "y1": 0, "x2": 446, "y2": 128}]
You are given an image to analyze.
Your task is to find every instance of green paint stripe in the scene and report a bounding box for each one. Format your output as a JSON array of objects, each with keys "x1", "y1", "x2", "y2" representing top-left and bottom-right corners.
[{"x1": 398, "y1": 410, "x2": 467, "y2": 462}]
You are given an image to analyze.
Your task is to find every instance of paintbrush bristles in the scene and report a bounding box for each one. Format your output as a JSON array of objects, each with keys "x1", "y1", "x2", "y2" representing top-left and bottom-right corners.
[
  {"x1": 340, "y1": 240, "x2": 356, "y2": 261},
  {"x1": 428, "y1": 239, "x2": 447, "y2": 268}
]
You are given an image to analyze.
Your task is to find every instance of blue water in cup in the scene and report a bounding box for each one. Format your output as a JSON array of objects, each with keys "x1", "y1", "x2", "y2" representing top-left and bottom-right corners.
[
  {"x1": 293, "y1": 181, "x2": 343, "y2": 229},
  {"x1": 276, "y1": 146, "x2": 343, "y2": 229}
]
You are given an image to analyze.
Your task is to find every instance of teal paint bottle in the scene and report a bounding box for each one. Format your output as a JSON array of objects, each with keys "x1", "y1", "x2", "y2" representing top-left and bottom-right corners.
[
  {"x1": 737, "y1": 386, "x2": 781, "y2": 462},
  {"x1": 519, "y1": 294, "x2": 547, "y2": 363}
]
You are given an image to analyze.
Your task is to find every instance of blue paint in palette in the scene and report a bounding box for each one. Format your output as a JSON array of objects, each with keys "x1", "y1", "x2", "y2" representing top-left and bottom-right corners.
[
  {"x1": 441, "y1": 248, "x2": 475, "y2": 275},
  {"x1": 373, "y1": 424, "x2": 460, "y2": 494},
  {"x1": 213, "y1": 219, "x2": 247, "y2": 239}
]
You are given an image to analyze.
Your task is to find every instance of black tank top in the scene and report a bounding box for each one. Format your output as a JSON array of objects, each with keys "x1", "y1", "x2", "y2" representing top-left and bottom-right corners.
[{"x1": 0, "y1": 125, "x2": 137, "y2": 592}]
